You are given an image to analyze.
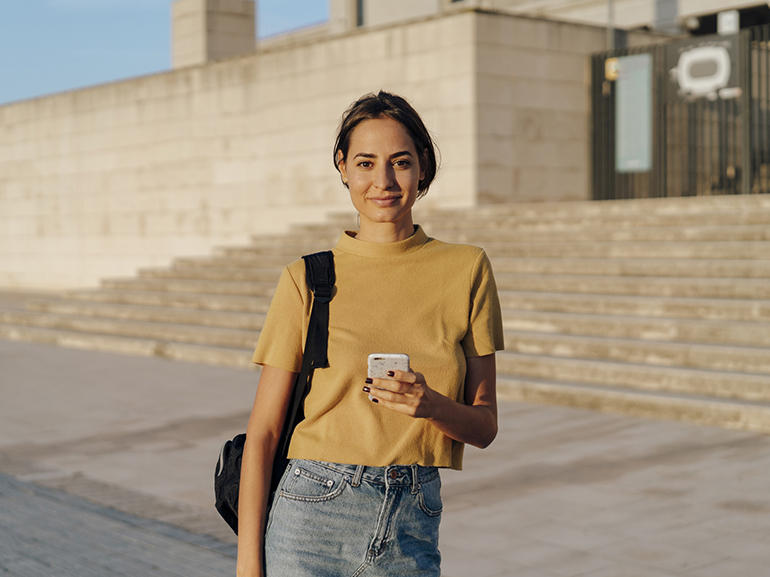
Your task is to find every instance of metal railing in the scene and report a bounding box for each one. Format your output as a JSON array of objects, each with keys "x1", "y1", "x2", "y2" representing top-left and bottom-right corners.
[{"x1": 591, "y1": 25, "x2": 770, "y2": 200}]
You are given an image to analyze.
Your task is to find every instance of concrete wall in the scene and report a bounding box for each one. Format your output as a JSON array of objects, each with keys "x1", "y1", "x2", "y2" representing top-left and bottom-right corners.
[
  {"x1": 475, "y1": 12, "x2": 666, "y2": 203},
  {"x1": 0, "y1": 11, "x2": 477, "y2": 289},
  {"x1": 365, "y1": 0, "x2": 441, "y2": 27}
]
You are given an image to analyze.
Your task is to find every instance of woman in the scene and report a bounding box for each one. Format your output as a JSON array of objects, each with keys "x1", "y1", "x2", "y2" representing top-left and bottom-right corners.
[{"x1": 237, "y1": 91, "x2": 504, "y2": 577}]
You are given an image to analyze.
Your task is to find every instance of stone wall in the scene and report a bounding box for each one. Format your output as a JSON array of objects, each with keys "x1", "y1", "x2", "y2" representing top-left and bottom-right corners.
[{"x1": 0, "y1": 11, "x2": 477, "y2": 289}]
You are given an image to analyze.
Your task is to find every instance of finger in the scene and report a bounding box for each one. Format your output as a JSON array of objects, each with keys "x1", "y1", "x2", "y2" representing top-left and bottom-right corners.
[
  {"x1": 364, "y1": 382, "x2": 408, "y2": 401},
  {"x1": 366, "y1": 387, "x2": 401, "y2": 404},
  {"x1": 385, "y1": 369, "x2": 417, "y2": 384},
  {"x1": 366, "y1": 377, "x2": 413, "y2": 393}
]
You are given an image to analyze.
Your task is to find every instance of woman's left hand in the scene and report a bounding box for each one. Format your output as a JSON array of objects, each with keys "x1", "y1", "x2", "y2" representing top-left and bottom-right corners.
[{"x1": 363, "y1": 370, "x2": 440, "y2": 419}]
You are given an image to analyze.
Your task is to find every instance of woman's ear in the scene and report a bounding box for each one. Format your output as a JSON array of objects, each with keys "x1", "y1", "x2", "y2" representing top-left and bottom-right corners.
[{"x1": 337, "y1": 151, "x2": 348, "y2": 185}]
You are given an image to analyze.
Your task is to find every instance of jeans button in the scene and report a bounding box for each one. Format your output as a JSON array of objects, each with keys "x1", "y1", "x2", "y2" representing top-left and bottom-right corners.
[{"x1": 389, "y1": 469, "x2": 398, "y2": 479}]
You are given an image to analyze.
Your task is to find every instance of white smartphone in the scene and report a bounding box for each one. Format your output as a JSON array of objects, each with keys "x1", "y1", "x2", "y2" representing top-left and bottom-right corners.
[{"x1": 367, "y1": 353, "x2": 410, "y2": 400}]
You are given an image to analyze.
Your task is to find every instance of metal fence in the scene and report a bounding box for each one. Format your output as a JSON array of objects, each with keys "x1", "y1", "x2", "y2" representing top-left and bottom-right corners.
[{"x1": 592, "y1": 25, "x2": 770, "y2": 200}]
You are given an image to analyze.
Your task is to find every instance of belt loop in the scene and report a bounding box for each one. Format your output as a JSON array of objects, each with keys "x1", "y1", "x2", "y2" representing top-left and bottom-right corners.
[
  {"x1": 351, "y1": 465, "x2": 364, "y2": 487},
  {"x1": 411, "y1": 464, "x2": 419, "y2": 494}
]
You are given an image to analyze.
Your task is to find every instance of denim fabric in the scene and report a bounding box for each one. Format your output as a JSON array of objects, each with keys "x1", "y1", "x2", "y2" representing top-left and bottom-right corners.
[{"x1": 264, "y1": 459, "x2": 442, "y2": 577}]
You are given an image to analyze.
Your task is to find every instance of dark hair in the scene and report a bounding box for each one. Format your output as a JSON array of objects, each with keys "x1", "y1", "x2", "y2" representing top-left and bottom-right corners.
[{"x1": 333, "y1": 91, "x2": 439, "y2": 198}]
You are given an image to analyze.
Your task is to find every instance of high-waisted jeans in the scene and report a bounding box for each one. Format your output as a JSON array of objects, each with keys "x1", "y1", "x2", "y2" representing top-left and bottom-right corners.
[{"x1": 264, "y1": 459, "x2": 442, "y2": 577}]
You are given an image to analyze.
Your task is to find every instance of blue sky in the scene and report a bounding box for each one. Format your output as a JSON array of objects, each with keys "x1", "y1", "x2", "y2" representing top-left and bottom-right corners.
[{"x1": 0, "y1": 0, "x2": 328, "y2": 105}]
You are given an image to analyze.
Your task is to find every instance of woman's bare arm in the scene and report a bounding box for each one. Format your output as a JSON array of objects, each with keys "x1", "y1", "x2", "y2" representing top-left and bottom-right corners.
[
  {"x1": 237, "y1": 365, "x2": 297, "y2": 577},
  {"x1": 364, "y1": 353, "x2": 498, "y2": 449}
]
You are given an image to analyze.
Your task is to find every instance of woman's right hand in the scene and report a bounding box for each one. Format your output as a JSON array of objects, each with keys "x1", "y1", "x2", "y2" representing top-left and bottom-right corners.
[{"x1": 236, "y1": 365, "x2": 298, "y2": 577}]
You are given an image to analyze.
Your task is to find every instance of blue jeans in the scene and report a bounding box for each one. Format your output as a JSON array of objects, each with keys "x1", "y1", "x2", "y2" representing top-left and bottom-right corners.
[{"x1": 264, "y1": 459, "x2": 442, "y2": 577}]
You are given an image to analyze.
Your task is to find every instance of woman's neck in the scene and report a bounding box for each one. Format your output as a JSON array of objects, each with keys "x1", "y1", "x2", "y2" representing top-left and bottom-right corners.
[{"x1": 355, "y1": 214, "x2": 415, "y2": 243}]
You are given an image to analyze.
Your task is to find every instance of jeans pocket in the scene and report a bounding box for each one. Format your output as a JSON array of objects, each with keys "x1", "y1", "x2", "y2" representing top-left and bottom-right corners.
[
  {"x1": 280, "y1": 461, "x2": 345, "y2": 503},
  {"x1": 417, "y1": 474, "x2": 443, "y2": 517}
]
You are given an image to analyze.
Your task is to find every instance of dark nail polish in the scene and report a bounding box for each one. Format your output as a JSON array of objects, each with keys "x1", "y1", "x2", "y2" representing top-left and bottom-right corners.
[
  {"x1": 363, "y1": 386, "x2": 370, "y2": 393},
  {"x1": 387, "y1": 371, "x2": 394, "y2": 377},
  {"x1": 365, "y1": 378, "x2": 373, "y2": 384},
  {"x1": 371, "y1": 398, "x2": 379, "y2": 403}
]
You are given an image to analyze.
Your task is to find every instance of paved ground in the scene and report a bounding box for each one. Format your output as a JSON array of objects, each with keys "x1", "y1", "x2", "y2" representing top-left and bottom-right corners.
[{"x1": 2, "y1": 339, "x2": 770, "y2": 576}]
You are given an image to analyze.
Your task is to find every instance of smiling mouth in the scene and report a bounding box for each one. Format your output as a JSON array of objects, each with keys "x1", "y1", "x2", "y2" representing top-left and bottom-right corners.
[{"x1": 370, "y1": 196, "x2": 402, "y2": 205}]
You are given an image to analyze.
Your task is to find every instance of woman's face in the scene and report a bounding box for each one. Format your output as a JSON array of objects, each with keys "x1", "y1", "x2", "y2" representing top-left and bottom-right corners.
[{"x1": 338, "y1": 117, "x2": 425, "y2": 232}]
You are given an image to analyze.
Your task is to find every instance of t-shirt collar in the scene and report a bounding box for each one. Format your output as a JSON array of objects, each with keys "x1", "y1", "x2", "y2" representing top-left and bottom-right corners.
[{"x1": 335, "y1": 225, "x2": 430, "y2": 257}]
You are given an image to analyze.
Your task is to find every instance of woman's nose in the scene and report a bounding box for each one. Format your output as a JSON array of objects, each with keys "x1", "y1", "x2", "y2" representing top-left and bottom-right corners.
[{"x1": 373, "y1": 164, "x2": 395, "y2": 190}]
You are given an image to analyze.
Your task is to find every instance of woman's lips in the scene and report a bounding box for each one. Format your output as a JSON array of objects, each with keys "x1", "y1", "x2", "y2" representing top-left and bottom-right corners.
[{"x1": 370, "y1": 196, "x2": 401, "y2": 206}]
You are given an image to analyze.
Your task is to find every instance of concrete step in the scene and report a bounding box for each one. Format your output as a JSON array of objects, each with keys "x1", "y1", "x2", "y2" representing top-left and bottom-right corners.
[
  {"x1": 503, "y1": 310, "x2": 770, "y2": 347},
  {"x1": 101, "y1": 277, "x2": 276, "y2": 297},
  {"x1": 499, "y1": 292, "x2": 770, "y2": 322},
  {"x1": 422, "y1": 208, "x2": 770, "y2": 231},
  {"x1": 497, "y1": 351, "x2": 770, "y2": 402},
  {"x1": 173, "y1": 254, "x2": 298, "y2": 268},
  {"x1": 26, "y1": 300, "x2": 266, "y2": 331},
  {"x1": 438, "y1": 193, "x2": 770, "y2": 219},
  {"x1": 62, "y1": 289, "x2": 272, "y2": 313},
  {"x1": 216, "y1": 243, "x2": 323, "y2": 257},
  {"x1": 432, "y1": 224, "x2": 770, "y2": 243},
  {"x1": 496, "y1": 273, "x2": 770, "y2": 299},
  {"x1": 0, "y1": 323, "x2": 255, "y2": 369},
  {"x1": 490, "y1": 258, "x2": 770, "y2": 279},
  {"x1": 0, "y1": 310, "x2": 261, "y2": 350},
  {"x1": 475, "y1": 241, "x2": 770, "y2": 260},
  {"x1": 138, "y1": 266, "x2": 283, "y2": 283},
  {"x1": 497, "y1": 376, "x2": 770, "y2": 434},
  {"x1": 504, "y1": 330, "x2": 770, "y2": 374}
]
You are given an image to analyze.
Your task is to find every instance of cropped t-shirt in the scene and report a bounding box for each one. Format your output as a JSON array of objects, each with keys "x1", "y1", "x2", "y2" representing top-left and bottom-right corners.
[{"x1": 252, "y1": 225, "x2": 504, "y2": 470}]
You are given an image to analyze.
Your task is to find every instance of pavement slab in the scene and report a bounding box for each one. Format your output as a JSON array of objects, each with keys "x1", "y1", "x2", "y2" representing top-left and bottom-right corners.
[
  {"x1": 3, "y1": 339, "x2": 770, "y2": 576},
  {"x1": 0, "y1": 472, "x2": 236, "y2": 576}
]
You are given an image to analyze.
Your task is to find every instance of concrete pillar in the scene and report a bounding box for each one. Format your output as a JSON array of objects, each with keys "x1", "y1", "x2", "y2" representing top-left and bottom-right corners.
[
  {"x1": 654, "y1": 0, "x2": 680, "y2": 35},
  {"x1": 329, "y1": 0, "x2": 357, "y2": 33},
  {"x1": 172, "y1": 0, "x2": 256, "y2": 68}
]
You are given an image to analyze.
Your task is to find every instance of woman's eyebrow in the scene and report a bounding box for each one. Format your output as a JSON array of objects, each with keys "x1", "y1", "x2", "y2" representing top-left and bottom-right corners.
[{"x1": 353, "y1": 150, "x2": 413, "y2": 159}]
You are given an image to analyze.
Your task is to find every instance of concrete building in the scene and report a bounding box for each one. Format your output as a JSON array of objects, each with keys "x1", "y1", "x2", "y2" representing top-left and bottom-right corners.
[{"x1": 0, "y1": 0, "x2": 665, "y2": 289}]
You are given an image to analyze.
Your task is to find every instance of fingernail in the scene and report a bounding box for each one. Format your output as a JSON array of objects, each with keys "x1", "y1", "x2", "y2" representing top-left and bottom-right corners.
[
  {"x1": 363, "y1": 386, "x2": 370, "y2": 393},
  {"x1": 386, "y1": 371, "x2": 394, "y2": 377},
  {"x1": 365, "y1": 378, "x2": 373, "y2": 384},
  {"x1": 371, "y1": 398, "x2": 379, "y2": 403}
]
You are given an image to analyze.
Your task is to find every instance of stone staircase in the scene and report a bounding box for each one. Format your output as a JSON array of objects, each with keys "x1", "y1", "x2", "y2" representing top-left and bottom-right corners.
[{"x1": 2, "y1": 194, "x2": 770, "y2": 433}]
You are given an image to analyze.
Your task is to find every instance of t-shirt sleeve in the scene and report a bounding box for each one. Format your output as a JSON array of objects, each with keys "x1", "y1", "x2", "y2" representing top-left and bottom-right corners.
[
  {"x1": 461, "y1": 250, "x2": 505, "y2": 357},
  {"x1": 252, "y1": 264, "x2": 307, "y2": 372}
]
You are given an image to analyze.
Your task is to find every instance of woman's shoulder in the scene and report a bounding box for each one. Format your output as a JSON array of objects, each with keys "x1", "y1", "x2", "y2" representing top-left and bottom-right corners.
[{"x1": 423, "y1": 236, "x2": 487, "y2": 263}]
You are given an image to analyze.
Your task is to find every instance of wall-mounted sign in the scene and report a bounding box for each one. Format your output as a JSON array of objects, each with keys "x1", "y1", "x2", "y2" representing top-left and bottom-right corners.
[
  {"x1": 616, "y1": 53, "x2": 652, "y2": 173},
  {"x1": 666, "y1": 34, "x2": 740, "y2": 101}
]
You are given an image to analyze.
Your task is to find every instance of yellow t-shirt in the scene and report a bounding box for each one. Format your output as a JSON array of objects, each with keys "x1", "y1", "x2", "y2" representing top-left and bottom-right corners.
[{"x1": 252, "y1": 225, "x2": 505, "y2": 470}]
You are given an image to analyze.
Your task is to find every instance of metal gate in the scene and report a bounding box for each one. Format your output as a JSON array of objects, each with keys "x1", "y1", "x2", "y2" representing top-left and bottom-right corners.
[{"x1": 591, "y1": 25, "x2": 770, "y2": 200}]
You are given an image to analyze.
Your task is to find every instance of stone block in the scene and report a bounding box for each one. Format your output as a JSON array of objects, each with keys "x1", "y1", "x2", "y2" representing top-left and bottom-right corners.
[{"x1": 477, "y1": 165, "x2": 514, "y2": 203}]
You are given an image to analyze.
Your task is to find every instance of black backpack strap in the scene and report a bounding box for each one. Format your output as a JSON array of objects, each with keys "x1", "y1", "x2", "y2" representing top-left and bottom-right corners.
[
  {"x1": 303, "y1": 251, "x2": 335, "y2": 369},
  {"x1": 276, "y1": 250, "x2": 335, "y2": 460}
]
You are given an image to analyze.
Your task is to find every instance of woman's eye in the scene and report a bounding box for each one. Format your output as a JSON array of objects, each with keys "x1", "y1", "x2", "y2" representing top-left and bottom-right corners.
[
  {"x1": 394, "y1": 160, "x2": 410, "y2": 167},
  {"x1": 358, "y1": 161, "x2": 372, "y2": 168}
]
